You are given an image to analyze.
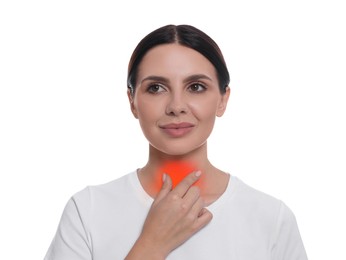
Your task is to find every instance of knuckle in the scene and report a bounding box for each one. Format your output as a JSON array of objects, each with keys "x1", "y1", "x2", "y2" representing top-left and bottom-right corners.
[
  {"x1": 209, "y1": 212, "x2": 213, "y2": 220},
  {"x1": 205, "y1": 211, "x2": 213, "y2": 222},
  {"x1": 180, "y1": 202, "x2": 188, "y2": 211},
  {"x1": 169, "y1": 192, "x2": 180, "y2": 202},
  {"x1": 186, "y1": 212, "x2": 196, "y2": 223},
  {"x1": 203, "y1": 208, "x2": 211, "y2": 216}
]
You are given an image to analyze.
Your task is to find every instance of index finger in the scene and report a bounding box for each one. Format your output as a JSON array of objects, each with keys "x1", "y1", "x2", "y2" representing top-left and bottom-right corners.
[{"x1": 172, "y1": 171, "x2": 202, "y2": 198}]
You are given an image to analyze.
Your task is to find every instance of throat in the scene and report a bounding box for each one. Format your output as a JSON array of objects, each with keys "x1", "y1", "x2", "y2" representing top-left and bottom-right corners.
[{"x1": 137, "y1": 162, "x2": 230, "y2": 206}]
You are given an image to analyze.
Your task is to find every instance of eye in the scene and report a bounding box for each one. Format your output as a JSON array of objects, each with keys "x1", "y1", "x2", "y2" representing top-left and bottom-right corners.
[
  {"x1": 147, "y1": 84, "x2": 166, "y2": 94},
  {"x1": 188, "y1": 83, "x2": 206, "y2": 93}
]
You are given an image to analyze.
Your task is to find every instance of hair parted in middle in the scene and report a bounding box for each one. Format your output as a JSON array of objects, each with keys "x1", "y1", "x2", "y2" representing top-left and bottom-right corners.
[{"x1": 127, "y1": 24, "x2": 230, "y2": 96}]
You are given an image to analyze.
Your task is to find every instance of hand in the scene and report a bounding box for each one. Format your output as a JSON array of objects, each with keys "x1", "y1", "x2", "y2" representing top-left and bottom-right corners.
[{"x1": 132, "y1": 171, "x2": 213, "y2": 259}]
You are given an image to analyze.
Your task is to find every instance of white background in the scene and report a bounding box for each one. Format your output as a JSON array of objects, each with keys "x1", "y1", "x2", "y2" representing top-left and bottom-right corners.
[{"x1": 1, "y1": 0, "x2": 345, "y2": 259}]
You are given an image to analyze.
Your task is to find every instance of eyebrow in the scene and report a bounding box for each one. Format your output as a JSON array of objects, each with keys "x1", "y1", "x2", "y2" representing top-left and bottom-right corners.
[
  {"x1": 184, "y1": 74, "x2": 213, "y2": 83},
  {"x1": 140, "y1": 74, "x2": 213, "y2": 84}
]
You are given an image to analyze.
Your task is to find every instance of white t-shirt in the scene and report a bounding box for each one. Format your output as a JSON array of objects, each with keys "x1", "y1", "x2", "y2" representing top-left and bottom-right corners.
[{"x1": 44, "y1": 171, "x2": 308, "y2": 260}]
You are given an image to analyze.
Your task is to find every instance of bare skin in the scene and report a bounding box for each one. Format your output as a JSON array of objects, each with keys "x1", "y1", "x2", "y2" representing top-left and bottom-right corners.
[
  {"x1": 125, "y1": 44, "x2": 231, "y2": 259},
  {"x1": 125, "y1": 172, "x2": 213, "y2": 259},
  {"x1": 138, "y1": 144, "x2": 230, "y2": 206}
]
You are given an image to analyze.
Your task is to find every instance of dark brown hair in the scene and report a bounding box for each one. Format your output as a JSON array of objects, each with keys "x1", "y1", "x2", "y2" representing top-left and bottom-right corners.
[{"x1": 127, "y1": 24, "x2": 230, "y2": 96}]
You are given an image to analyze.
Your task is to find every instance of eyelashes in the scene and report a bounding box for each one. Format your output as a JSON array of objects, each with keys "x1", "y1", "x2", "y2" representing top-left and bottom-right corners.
[
  {"x1": 146, "y1": 82, "x2": 207, "y2": 94},
  {"x1": 188, "y1": 83, "x2": 207, "y2": 92},
  {"x1": 147, "y1": 83, "x2": 165, "y2": 94}
]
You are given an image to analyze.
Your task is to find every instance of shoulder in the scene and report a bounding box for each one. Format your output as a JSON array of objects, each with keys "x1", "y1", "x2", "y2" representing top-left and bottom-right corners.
[
  {"x1": 232, "y1": 177, "x2": 282, "y2": 207},
  {"x1": 231, "y1": 176, "x2": 295, "y2": 224},
  {"x1": 75, "y1": 170, "x2": 135, "y2": 195},
  {"x1": 230, "y1": 177, "x2": 307, "y2": 258},
  {"x1": 70, "y1": 171, "x2": 137, "y2": 211}
]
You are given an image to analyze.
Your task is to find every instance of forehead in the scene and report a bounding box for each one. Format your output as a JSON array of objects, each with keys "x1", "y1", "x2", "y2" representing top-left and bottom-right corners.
[{"x1": 137, "y1": 43, "x2": 217, "y2": 81}]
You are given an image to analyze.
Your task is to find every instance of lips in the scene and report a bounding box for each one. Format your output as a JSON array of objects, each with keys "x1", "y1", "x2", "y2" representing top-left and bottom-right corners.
[
  {"x1": 160, "y1": 122, "x2": 195, "y2": 137},
  {"x1": 161, "y1": 122, "x2": 195, "y2": 129}
]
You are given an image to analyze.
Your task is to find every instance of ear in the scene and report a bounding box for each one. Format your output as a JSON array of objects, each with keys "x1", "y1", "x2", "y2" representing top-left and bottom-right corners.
[
  {"x1": 216, "y1": 86, "x2": 230, "y2": 117},
  {"x1": 127, "y1": 89, "x2": 138, "y2": 119}
]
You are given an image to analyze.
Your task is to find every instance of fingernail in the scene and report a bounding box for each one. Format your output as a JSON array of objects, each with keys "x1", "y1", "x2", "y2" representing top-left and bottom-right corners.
[
  {"x1": 162, "y1": 173, "x2": 166, "y2": 182},
  {"x1": 195, "y1": 170, "x2": 202, "y2": 177}
]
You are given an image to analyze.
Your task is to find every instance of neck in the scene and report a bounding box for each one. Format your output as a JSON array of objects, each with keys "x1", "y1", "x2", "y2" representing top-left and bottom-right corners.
[
  {"x1": 145, "y1": 142, "x2": 212, "y2": 175},
  {"x1": 137, "y1": 142, "x2": 230, "y2": 205},
  {"x1": 138, "y1": 143, "x2": 215, "y2": 197}
]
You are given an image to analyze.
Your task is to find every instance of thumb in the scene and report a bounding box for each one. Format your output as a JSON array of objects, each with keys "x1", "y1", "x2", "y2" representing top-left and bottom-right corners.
[{"x1": 154, "y1": 173, "x2": 172, "y2": 202}]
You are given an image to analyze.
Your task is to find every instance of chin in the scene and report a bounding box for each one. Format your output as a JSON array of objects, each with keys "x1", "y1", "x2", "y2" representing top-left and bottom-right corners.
[{"x1": 151, "y1": 142, "x2": 206, "y2": 157}]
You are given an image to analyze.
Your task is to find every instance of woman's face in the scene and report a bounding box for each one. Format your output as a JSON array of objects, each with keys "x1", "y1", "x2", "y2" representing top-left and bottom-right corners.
[{"x1": 128, "y1": 43, "x2": 230, "y2": 156}]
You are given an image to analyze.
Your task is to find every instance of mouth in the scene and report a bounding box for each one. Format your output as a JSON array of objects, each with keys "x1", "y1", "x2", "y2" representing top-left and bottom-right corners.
[{"x1": 159, "y1": 122, "x2": 195, "y2": 137}]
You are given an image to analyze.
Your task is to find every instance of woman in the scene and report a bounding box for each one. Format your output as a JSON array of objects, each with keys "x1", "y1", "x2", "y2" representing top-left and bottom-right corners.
[{"x1": 45, "y1": 25, "x2": 307, "y2": 260}]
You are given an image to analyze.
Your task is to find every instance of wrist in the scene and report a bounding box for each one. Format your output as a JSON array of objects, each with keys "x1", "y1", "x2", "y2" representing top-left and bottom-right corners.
[{"x1": 125, "y1": 235, "x2": 168, "y2": 260}]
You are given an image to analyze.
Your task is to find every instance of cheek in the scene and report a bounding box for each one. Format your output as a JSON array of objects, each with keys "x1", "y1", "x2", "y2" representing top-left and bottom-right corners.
[
  {"x1": 136, "y1": 98, "x2": 156, "y2": 120},
  {"x1": 135, "y1": 98, "x2": 162, "y2": 134},
  {"x1": 188, "y1": 96, "x2": 220, "y2": 120}
]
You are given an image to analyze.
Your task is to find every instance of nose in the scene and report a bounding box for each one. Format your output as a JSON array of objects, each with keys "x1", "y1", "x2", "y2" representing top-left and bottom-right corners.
[{"x1": 165, "y1": 92, "x2": 189, "y2": 116}]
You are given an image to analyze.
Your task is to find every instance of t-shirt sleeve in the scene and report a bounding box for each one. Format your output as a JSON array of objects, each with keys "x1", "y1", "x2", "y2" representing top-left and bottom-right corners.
[
  {"x1": 271, "y1": 201, "x2": 308, "y2": 260},
  {"x1": 44, "y1": 194, "x2": 92, "y2": 260}
]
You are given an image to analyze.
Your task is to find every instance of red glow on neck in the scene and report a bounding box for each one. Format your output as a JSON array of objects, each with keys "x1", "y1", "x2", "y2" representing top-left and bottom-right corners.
[{"x1": 157, "y1": 160, "x2": 202, "y2": 189}]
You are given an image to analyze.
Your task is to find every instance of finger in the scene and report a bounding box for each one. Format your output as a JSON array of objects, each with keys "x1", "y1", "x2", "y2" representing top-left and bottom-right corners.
[
  {"x1": 181, "y1": 186, "x2": 200, "y2": 210},
  {"x1": 154, "y1": 173, "x2": 172, "y2": 202},
  {"x1": 173, "y1": 171, "x2": 201, "y2": 198},
  {"x1": 189, "y1": 197, "x2": 205, "y2": 218},
  {"x1": 194, "y1": 208, "x2": 213, "y2": 230}
]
